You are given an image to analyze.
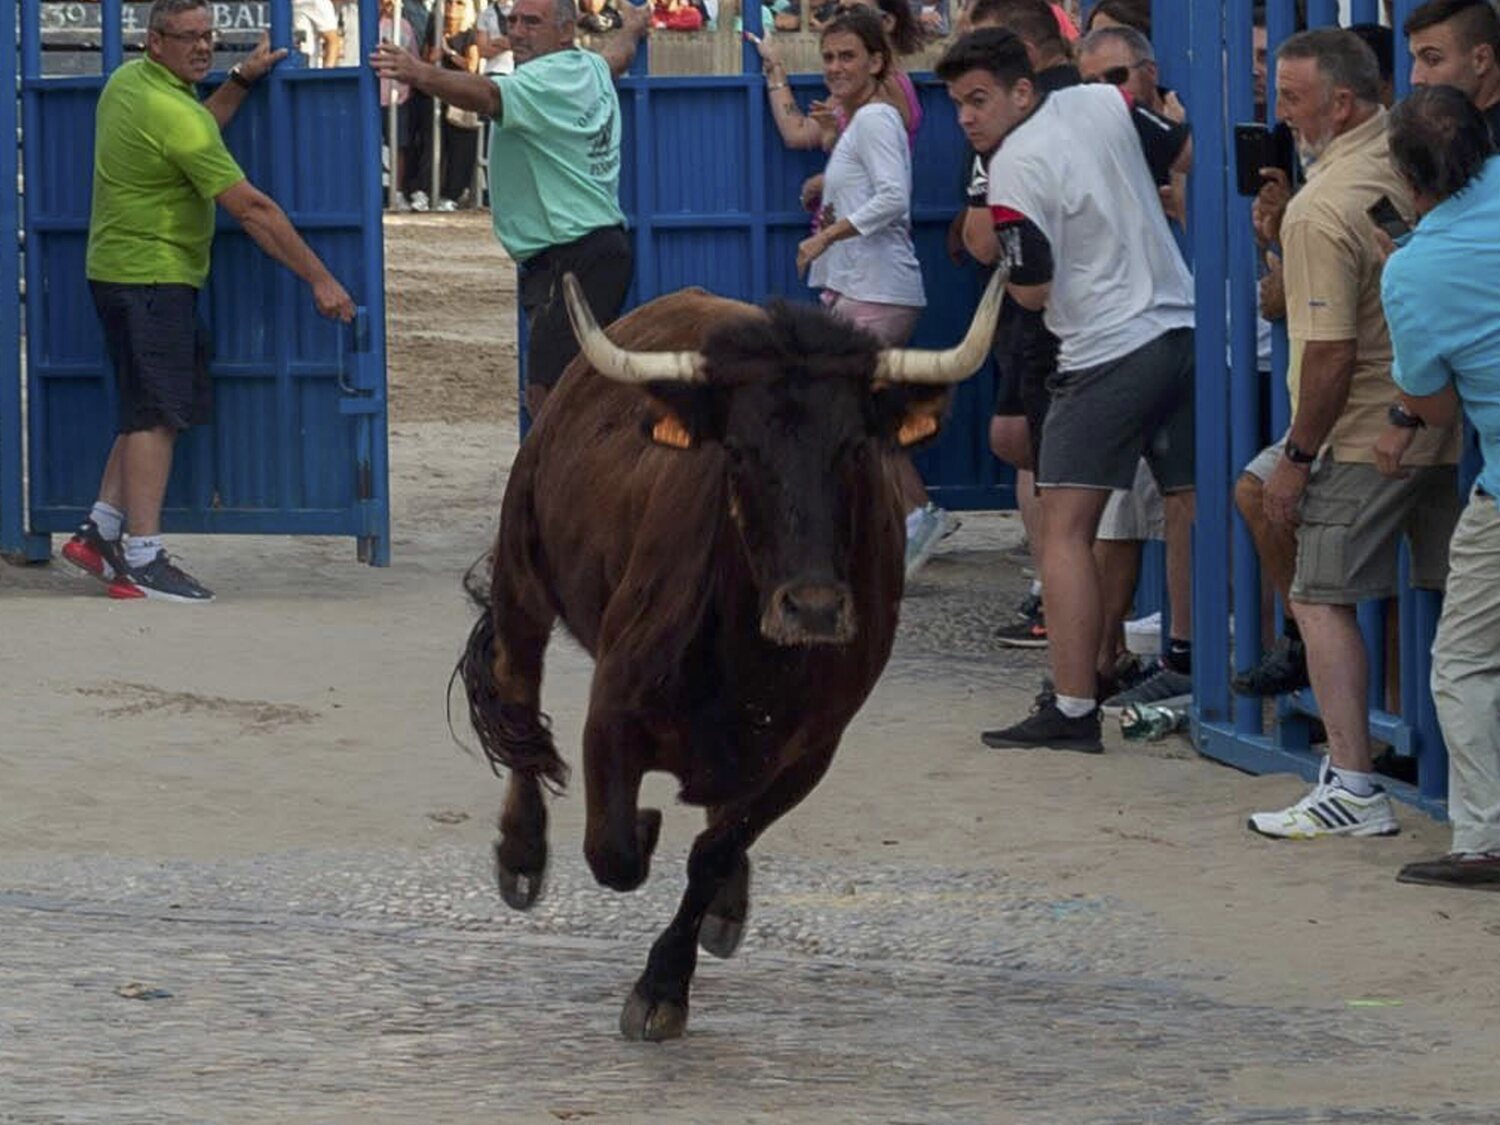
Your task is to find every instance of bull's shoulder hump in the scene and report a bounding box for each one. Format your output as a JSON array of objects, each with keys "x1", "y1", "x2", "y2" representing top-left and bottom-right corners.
[{"x1": 609, "y1": 289, "x2": 767, "y2": 350}]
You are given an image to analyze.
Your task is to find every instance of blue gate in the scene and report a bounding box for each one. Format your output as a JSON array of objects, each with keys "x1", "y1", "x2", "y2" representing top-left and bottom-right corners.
[
  {"x1": 1168, "y1": 0, "x2": 1453, "y2": 814},
  {"x1": 2, "y1": 0, "x2": 389, "y2": 566},
  {"x1": 565, "y1": 24, "x2": 1013, "y2": 510}
]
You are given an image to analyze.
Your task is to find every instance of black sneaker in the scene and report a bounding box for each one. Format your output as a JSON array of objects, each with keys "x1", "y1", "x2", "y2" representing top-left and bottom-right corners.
[
  {"x1": 1396, "y1": 852, "x2": 1500, "y2": 891},
  {"x1": 109, "y1": 550, "x2": 215, "y2": 603},
  {"x1": 1230, "y1": 637, "x2": 1311, "y2": 697},
  {"x1": 60, "y1": 518, "x2": 126, "y2": 582},
  {"x1": 995, "y1": 593, "x2": 1047, "y2": 648},
  {"x1": 981, "y1": 701, "x2": 1103, "y2": 754},
  {"x1": 1101, "y1": 663, "x2": 1193, "y2": 715}
]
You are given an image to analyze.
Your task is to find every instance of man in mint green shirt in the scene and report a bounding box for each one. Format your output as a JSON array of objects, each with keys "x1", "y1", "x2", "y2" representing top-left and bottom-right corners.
[
  {"x1": 372, "y1": 0, "x2": 649, "y2": 417},
  {"x1": 65, "y1": 0, "x2": 355, "y2": 603}
]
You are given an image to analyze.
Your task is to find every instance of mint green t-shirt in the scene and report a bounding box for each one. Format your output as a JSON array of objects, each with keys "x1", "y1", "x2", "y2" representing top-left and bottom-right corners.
[
  {"x1": 86, "y1": 58, "x2": 246, "y2": 287},
  {"x1": 489, "y1": 49, "x2": 627, "y2": 262}
]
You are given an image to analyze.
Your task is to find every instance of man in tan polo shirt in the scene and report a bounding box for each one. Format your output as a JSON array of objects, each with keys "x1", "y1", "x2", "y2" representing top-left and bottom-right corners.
[{"x1": 1249, "y1": 28, "x2": 1462, "y2": 840}]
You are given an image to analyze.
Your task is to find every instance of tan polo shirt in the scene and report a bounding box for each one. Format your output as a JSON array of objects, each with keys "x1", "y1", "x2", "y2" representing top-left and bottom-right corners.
[{"x1": 1282, "y1": 109, "x2": 1459, "y2": 466}]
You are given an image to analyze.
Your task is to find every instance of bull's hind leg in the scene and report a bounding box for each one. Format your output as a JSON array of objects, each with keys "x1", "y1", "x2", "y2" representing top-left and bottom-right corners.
[
  {"x1": 620, "y1": 740, "x2": 838, "y2": 1042},
  {"x1": 459, "y1": 546, "x2": 562, "y2": 912}
]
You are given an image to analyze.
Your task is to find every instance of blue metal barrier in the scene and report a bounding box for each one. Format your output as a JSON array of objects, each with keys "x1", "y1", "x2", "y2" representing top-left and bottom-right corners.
[
  {"x1": 8, "y1": 0, "x2": 390, "y2": 565},
  {"x1": 1184, "y1": 0, "x2": 1451, "y2": 817},
  {"x1": 0, "y1": 0, "x2": 36, "y2": 559}
]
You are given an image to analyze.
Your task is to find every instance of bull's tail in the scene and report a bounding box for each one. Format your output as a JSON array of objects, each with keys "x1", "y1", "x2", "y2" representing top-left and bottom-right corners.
[{"x1": 450, "y1": 550, "x2": 570, "y2": 794}]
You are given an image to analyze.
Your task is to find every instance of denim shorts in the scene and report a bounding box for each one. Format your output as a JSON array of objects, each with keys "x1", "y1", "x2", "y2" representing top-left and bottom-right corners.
[{"x1": 90, "y1": 281, "x2": 211, "y2": 434}]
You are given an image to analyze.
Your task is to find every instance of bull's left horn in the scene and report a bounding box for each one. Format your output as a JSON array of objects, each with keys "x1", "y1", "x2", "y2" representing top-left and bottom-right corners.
[
  {"x1": 561, "y1": 273, "x2": 703, "y2": 384},
  {"x1": 873, "y1": 267, "x2": 1008, "y2": 385}
]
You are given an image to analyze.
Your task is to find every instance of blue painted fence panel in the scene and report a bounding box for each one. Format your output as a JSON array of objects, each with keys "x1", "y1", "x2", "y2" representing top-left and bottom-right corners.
[{"x1": 10, "y1": 0, "x2": 389, "y2": 564}]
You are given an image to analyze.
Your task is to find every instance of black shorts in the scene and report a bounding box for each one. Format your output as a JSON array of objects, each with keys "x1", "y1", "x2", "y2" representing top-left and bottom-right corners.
[
  {"x1": 90, "y1": 281, "x2": 212, "y2": 434},
  {"x1": 1038, "y1": 327, "x2": 1195, "y2": 492},
  {"x1": 517, "y1": 225, "x2": 634, "y2": 392}
]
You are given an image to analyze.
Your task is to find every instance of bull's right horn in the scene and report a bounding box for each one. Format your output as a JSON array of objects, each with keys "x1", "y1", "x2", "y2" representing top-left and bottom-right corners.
[
  {"x1": 561, "y1": 273, "x2": 703, "y2": 384},
  {"x1": 873, "y1": 268, "x2": 1008, "y2": 385}
]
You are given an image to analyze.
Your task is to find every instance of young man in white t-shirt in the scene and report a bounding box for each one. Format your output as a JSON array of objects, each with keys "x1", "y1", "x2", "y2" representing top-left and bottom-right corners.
[{"x1": 937, "y1": 28, "x2": 1197, "y2": 753}]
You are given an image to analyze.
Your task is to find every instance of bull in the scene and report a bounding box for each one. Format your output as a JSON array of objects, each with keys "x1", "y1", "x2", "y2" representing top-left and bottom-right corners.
[{"x1": 457, "y1": 270, "x2": 1003, "y2": 1040}]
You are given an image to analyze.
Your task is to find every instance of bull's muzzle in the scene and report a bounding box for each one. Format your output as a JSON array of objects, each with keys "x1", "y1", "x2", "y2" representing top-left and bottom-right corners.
[{"x1": 762, "y1": 581, "x2": 857, "y2": 646}]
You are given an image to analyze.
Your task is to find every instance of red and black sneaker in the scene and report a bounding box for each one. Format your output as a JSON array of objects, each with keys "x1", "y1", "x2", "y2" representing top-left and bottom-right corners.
[{"x1": 60, "y1": 518, "x2": 127, "y2": 583}]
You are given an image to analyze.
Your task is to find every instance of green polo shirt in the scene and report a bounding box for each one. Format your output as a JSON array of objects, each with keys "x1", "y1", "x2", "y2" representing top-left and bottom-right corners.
[
  {"x1": 488, "y1": 48, "x2": 626, "y2": 262},
  {"x1": 86, "y1": 58, "x2": 246, "y2": 288}
]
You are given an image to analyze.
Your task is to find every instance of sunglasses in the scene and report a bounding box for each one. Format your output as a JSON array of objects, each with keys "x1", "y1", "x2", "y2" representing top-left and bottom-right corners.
[{"x1": 1084, "y1": 60, "x2": 1148, "y2": 86}]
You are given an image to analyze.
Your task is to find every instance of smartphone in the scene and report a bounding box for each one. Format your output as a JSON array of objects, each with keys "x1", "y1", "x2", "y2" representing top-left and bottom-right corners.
[
  {"x1": 1233, "y1": 122, "x2": 1297, "y2": 196},
  {"x1": 1367, "y1": 195, "x2": 1412, "y2": 241}
]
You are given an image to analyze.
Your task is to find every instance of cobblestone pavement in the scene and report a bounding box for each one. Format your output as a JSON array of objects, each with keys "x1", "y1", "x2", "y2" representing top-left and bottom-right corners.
[{"x1": 1, "y1": 844, "x2": 1495, "y2": 1124}]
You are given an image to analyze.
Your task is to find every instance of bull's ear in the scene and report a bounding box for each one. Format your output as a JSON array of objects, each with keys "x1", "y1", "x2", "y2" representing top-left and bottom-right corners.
[
  {"x1": 872, "y1": 385, "x2": 951, "y2": 449},
  {"x1": 640, "y1": 381, "x2": 725, "y2": 449}
]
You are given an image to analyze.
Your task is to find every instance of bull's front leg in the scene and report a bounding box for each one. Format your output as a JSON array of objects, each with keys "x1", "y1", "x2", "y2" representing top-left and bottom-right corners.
[
  {"x1": 619, "y1": 739, "x2": 838, "y2": 1042},
  {"x1": 582, "y1": 710, "x2": 662, "y2": 893}
]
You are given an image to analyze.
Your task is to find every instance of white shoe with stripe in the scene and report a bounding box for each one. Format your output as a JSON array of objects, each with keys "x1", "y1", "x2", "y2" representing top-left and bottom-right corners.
[{"x1": 1248, "y1": 757, "x2": 1400, "y2": 840}]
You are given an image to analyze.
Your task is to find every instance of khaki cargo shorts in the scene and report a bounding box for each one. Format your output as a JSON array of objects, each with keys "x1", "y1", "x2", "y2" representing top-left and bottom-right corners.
[{"x1": 1291, "y1": 460, "x2": 1460, "y2": 605}]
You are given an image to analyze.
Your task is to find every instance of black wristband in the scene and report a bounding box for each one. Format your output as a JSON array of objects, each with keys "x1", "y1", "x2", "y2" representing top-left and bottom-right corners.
[
  {"x1": 229, "y1": 65, "x2": 253, "y2": 90},
  {"x1": 1387, "y1": 402, "x2": 1426, "y2": 429},
  {"x1": 1284, "y1": 439, "x2": 1317, "y2": 465}
]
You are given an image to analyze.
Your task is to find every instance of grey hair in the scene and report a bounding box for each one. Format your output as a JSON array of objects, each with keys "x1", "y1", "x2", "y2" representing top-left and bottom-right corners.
[
  {"x1": 1277, "y1": 27, "x2": 1383, "y2": 106},
  {"x1": 553, "y1": 0, "x2": 578, "y2": 27},
  {"x1": 1078, "y1": 24, "x2": 1154, "y2": 63},
  {"x1": 148, "y1": 0, "x2": 210, "y2": 32}
]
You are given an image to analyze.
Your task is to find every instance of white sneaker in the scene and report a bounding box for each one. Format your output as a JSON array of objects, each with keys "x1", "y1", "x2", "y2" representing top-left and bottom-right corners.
[
  {"x1": 1124, "y1": 610, "x2": 1162, "y2": 656},
  {"x1": 435, "y1": 197, "x2": 458, "y2": 212},
  {"x1": 409, "y1": 190, "x2": 430, "y2": 212},
  {"x1": 1248, "y1": 757, "x2": 1400, "y2": 840},
  {"x1": 904, "y1": 506, "x2": 945, "y2": 580}
]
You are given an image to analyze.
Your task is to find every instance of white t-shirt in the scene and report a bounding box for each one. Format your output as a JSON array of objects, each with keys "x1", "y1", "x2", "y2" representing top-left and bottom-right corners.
[
  {"x1": 294, "y1": 0, "x2": 339, "y2": 66},
  {"x1": 987, "y1": 85, "x2": 1194, "y2": 372},
  {"x1": 809, "y1": 102, "x2": 925, "y2": 309},
  {"x1": 477, "y1": 4, "x2": 515, "y2": 75}
]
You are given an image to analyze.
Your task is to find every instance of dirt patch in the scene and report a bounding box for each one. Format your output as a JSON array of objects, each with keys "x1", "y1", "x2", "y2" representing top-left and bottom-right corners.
[
  {"x1": 75, "y1": 681, "x2": 320, "y2": 733},
  {"x1": 384, "y1": 212, "x2": 519, "y2": 425}
]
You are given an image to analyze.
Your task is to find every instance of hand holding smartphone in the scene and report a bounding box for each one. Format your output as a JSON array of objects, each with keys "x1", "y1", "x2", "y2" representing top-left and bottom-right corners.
[
  {"x1": 1367, "y1": 195, "x2": 1413, "y2": 241},
  {"x1": 1233, "y1": 122, "x2": 1298, "y2": 197}
]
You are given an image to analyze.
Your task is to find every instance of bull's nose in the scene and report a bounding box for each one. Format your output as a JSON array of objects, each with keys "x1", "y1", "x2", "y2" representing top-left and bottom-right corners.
[{"x1": 764, "y1": 581, "x2": 855, "y2": 645}]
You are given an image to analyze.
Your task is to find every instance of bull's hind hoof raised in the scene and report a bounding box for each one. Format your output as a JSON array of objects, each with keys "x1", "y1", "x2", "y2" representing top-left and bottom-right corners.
[
  {"x1": 493, "y1": 841, "x2": 546, "y2": 911},
  {"x1": 619, "y1": 986, "x2": 688, "y2": 1042},
  {"x1": 699, "y1": 854, "x2": 751, "y2": 960}
]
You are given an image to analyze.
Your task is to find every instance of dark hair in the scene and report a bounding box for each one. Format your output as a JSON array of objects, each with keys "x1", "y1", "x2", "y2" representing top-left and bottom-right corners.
[
  {"x1": 1277, "y1": 27, "x2": 1384, "y2": 105},
  {"x1": 936, "y1": 26, "x2": 1035, "y2": 88},
  {"x1": 968, "y1": 0, "x2": 1066, "y2": 56},
  {"x1": 1348, "y1": 22, "x2": 1394, "y2": 85},
  {"x1": 822, "y1": 8, "x2": 892, "y2": 82},
  {"x1": 868, "y1": 0, "x2": 925, "y2": 57},
  {"x1": 1405, "y1": 0, "x2": 1500, "y2": 56},
  {"x1": 1085, "y1": 0, "x2": 1149, "y2": 40},
  {"x1": 1389, "y1": 83, "x2": 1495, "y2": 200}
]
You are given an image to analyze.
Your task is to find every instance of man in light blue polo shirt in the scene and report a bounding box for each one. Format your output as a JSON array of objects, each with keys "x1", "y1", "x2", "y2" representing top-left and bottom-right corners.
[
  {"x1": 1379, "y1": 85, "x2": 1500, "y2": 891},
  {"x1": 372, "y1": 0, "x2": 649, "y2": 415}
]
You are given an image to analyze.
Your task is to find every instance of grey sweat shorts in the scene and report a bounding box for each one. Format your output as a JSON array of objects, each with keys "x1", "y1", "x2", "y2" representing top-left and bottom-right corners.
[{"x1": 1037, "y1": 327, "x2": 1195, "y2": 492}]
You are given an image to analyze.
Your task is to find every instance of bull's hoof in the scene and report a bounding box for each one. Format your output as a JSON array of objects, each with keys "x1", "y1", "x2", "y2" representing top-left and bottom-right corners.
[
  {"x1": 619, "y1": 987, "x2": 688, "y2": 1042},
  {"x1": 700, "y1": 855, "x2": 751, "y2": 960},
  {"x1": 493, "y1": 842, "x2": 546, "y2": 911}
]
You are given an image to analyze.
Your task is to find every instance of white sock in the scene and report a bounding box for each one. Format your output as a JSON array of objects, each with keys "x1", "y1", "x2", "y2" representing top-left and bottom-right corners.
[
  {"x1": 124, "y1": 535, "x2": 164, "y2": 569},
  {"x1": 90, "y1": 501, "x2": 124, "y2": 541},
  {"x1": 905, "y1": 507, "x2": 924, "y2": 537},
  {"x1": 1055, "y1": 693, "x2": 1096, "y2": 718},
  {"x1": 1331, "y1": 767, "x2": 1378, "y2": 797},
  {"x1": 1030, "y1": 579, "x2": 1043, "y2": 597}
]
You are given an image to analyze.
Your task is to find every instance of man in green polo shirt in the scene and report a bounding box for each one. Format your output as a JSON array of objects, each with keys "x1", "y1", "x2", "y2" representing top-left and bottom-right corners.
[
  {"x1": 371, "y1": 0, "x2": 649, "y2": 418},
  {"x1": 63, "y1": 0, "x2": 356, "y2": 603}
]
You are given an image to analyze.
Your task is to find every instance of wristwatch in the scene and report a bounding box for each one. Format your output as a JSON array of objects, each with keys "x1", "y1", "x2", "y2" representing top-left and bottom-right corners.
[
  {"x1": 1283, "y1": 439, "x2": 1317, "y2": 465},
  {"x1": 1387, "y1": 401, "x2": 1426, "y2": 429},
  {"x1": 228, "y1": 64, "x2": 253, "y2": 90}
]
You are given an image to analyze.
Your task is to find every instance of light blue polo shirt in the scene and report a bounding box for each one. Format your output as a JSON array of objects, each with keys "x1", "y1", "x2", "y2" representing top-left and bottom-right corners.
[
  {"x1": 1382, "y1": 156, "x2": 1500, "y2": 508},
  {"x1": 488, "y1": 48, "x2": 626, "y2": 263}
]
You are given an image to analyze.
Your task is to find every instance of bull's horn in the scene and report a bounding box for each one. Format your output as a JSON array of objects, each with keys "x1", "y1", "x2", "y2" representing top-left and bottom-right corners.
[
  {"x1": 561, "y1": 273, "x2": 703, "y2": 384},
  {"x1": 873, "y1": 268, "x2": 1009, "y2": 385}
]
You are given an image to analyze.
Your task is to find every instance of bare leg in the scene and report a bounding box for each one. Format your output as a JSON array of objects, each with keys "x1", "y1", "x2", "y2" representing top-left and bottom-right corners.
[
  {"x1": 1017, "y1": 469, "x2": 1043, "y2": 571},
  {"x1": 1038, "y1": 487, "x2": 1111, "y2": 699},
  {"x1": 1164, "y1": 489, "x2": 1195, "y2": 642},
  {"x1": 991, "y1": 415, "x2": 1041, "y2": 570},
  {"x1": 1094, "y1": 538, "x2": 1141, "y2": 676},
  {"x1": 120, "y1": 427, "x2": 177, "y2": 538},
  {"x1": 1293, "y1": 600, "x2": 1372, "y2": 772},
  {"x1": 96, "y1": 437, "x2": 128, "y2": 514},
  {"x1": 1235, "y1": 473, "x2": 1298, "y2": 627}
]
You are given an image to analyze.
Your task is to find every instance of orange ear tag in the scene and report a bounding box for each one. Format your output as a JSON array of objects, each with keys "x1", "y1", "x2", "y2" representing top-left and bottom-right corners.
[
  {"x1": 897, "y1": 413, "x2": 939, "y2": 447},
  {"x1": 652, "y1": 415, "x2": 694, "y2": 449}
]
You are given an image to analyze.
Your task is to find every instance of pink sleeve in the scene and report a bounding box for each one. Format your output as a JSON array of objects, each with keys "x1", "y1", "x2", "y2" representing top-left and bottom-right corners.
[{"x1": 1051, "y1": 3, "x2": 1080, "y2": 41}]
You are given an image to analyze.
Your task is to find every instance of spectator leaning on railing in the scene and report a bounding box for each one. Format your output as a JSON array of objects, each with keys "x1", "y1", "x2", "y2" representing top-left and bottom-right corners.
[{"x1": 1378, "y1": 86, "x2": 1500, "y2": 891}]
